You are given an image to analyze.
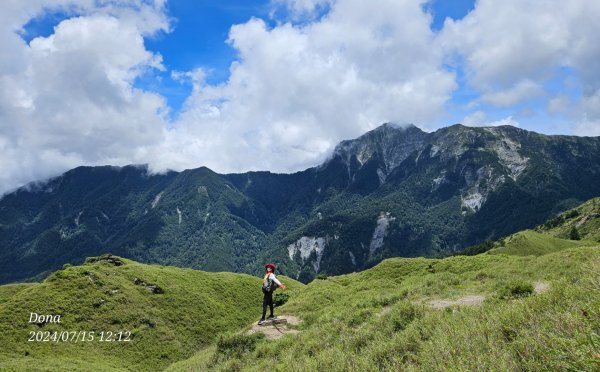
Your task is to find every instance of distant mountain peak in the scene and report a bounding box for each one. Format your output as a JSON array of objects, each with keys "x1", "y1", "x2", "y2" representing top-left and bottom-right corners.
[
  {"x1": 3, "y1": 122, "x2": 600, "y2": 284},
  {"x1": 376, "y1": 122, "x2": 417, "y2": 130},
  {"x1": 368, "y1": 122, "x2": 422, "y2": 134},
  {"x1": 327, "y1": 122, "x2": 428, "y2": 182}
]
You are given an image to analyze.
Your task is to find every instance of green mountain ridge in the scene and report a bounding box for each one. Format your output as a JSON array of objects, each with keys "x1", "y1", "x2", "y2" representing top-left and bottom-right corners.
[
  {"x1": 537, "y1": 196, "x2": 600, "y2": 241},
  {"x1": 3, "y1": 123, "x2": 600, "y2": 284},
  {"x1": 0, "y1": 254, "x2": 303, "y2": 370},
  {"x1": 166, "y1": 198, "x2": 600, "y2": 370},
  {"x1": 0, "y1": 200, "x2": 599, "y2": 370},
  {"x1": 458, "y1": 196, "x2": 600, "y2": 256}
]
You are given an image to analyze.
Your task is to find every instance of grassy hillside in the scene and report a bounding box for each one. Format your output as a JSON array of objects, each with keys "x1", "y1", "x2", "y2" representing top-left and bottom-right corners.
[
  {"x1": 169, "y1": 247, "x2": 600, "y2": 371},
  {"x1": 487, "y1": 230, "x2": 590, "y2": 256},
  {"x1": 456, "y1": 197, "x2": 600, "y2": 257},
  {"x1": 0, "y1": 254, "x2": 304, "y2": 371},
  {"x1": 0, "y1": 283, "x2": 36, "y2": 306},
  {"x1": 2, "y1": 198, "x2": 600, "y2": 371},
  {"x1": 537, "y1": 196, "x2": 600, "y2": 241}
]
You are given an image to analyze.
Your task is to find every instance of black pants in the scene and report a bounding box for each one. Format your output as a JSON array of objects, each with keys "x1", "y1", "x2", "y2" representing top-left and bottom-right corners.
[{"x1": 261, "y1": 289, "x2": 274, "y2": 320}]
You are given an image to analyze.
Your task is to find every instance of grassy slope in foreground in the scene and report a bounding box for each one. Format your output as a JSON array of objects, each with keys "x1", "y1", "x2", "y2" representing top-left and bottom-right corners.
[
  {"x1": 0, "y1": 255, "x2": 304, "y2": 371},
  {"x1": 170, "y1": 245, "x2": 600, "y2": 371}
]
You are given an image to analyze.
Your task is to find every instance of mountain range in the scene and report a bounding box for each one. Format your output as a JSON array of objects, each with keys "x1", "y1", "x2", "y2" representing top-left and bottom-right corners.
[
  {"x1": 2, "y1": 123, "x2": 600, "y2": 284},
  {"x1": 1, "y1": 197, "x2": 598, "y2": 370}
]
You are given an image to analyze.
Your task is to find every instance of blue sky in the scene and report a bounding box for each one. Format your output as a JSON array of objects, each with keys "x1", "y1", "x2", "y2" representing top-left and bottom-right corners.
[
  {"x1": 2, "y1": 0, "x2": 599, "y2": 194},
  {"x1": 142, "y1": 1, "x2": 274, "y2": 113}
]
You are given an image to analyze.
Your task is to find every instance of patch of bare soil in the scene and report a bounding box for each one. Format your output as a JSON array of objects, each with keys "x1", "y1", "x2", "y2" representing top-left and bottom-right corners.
[
  {"x1": 428, "y1": 295, "x2": 486, "y2": 309},
  {"x1": 377, "y1": 306, "x2": 393, "y2": 317},
  {"x1": 534, "y1": 281, "x2": 550, "y2": 294},
  {"x1": 246, "y1": 315, "x2": 302, "y2": 340}
]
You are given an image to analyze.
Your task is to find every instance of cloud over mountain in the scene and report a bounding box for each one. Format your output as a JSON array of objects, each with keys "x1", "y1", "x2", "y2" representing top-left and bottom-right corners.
[{"x1": 1, "y1": 0, "x2": 600, "y2": 194}]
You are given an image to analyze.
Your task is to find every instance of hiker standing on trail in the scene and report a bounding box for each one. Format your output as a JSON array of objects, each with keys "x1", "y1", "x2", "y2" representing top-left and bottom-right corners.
[{"x1": 259, "y1": 263, "x2": 286, "y2": 325}]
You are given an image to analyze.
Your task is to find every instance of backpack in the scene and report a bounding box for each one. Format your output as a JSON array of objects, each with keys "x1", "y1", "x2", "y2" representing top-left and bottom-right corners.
[{"x1": 262, "y1": 274, "x2": 278, "y2": 293}]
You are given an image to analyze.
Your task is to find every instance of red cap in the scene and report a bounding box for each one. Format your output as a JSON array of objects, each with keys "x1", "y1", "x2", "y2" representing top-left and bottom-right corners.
[{"x1": 265, "y1": 263, "x2": 276, "y2": 270}]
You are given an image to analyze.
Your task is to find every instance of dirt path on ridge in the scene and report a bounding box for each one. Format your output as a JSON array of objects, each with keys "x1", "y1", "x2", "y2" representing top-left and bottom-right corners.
[{"x1": 246, "y1": 315, "x2": 302, "y2": 340}]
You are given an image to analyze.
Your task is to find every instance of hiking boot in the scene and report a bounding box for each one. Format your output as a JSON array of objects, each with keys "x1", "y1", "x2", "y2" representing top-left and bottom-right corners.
[{"x1": 258, "y1": 319, "x2": 266, "y2": 325}]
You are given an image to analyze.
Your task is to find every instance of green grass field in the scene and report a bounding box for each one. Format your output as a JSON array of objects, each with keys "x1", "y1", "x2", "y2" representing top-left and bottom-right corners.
[
  {"x1": 168, "y1": 246, "x2": 600, "y2": 371},
  {"x1": 488, "y1": 230, "x2": 591, "y2": 256},
  {"x1": 0, "y1": 254, "x2": 303, "y2": 371},
  {"x1": 0, "y1": 283, "x2": 36, "y2": 306},
  {"x1": 2, "y1": 199, "x2": 600, "y2": 371}
]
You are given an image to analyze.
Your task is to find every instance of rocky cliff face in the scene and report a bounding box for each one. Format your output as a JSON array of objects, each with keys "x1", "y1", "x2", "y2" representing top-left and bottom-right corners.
[
  {"x1": 2, "y1": 123, "x2": 600, "y2": 283},
  {"x1": 330, "y1": 123, "x2": 429, "y2": 184}
]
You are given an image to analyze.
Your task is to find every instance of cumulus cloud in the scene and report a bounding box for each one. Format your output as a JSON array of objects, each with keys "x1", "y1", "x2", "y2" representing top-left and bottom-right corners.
[
  {"x1": 574, "y1": 89, "x2": 600, "y2": 136},
  {"x1": 441, "y1": 0, "x2": 569, "y2": 90},
  {"x1": 480, "y1": 80, "x2": 544, "y2": 107},
  {"x1": 574, "y1": 117, "x2": 600, "y2": 137},
  {"x1": 1, "y1": 0, "x2": 459, "y2": 194},
  {"x1": 547, "y1": 95, "x2": 571, "y2": 114},
  {"x1": 462, "y1": 111, "x2": 520, "y2": 128},
  {"x1": 581, "y1": 89, "x2": 600, "y2": 121},
  {"x1": 440, "y1": 0, "x2": 600, "y2": 129},
  {"x1": 0, "y1": 0, "x2": 169, "y2": 194},
  {"x1": 3, "y1": 0, "x2": 600, "y2": 195},
  {"x1": 462, "y1": 111, "x2": 487, "y2": 127},
  {"x1": 150, "y1": 0, "x2": 456, "y2": 174},
  {"x1": 271, "y1": 0, "x2": 334, "y2": 20},
  {"x1": 486, "y1": 116, "x2": 520, "y2": 128}
]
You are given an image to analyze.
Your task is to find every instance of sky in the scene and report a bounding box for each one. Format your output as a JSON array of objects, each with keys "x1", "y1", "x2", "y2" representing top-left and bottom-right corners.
[{"x1": 1, "y1": 0, "x2": 600, "y2": 195}]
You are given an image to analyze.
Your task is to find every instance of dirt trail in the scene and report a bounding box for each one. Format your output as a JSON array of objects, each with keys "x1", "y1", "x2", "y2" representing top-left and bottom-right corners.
[
  {"x1": 428, "y1": 295, "x2": 486, "y2": 309},
  {"x1": 246, "y1": 315, "x2": 302, "y2": 340},
  {"x1": 427, "y1": 281, "x2": 550, "y2": 310}
]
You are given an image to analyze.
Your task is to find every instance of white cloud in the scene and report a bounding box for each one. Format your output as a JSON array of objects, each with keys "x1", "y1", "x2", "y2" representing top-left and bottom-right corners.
[
  {"x1": 547, "y1": 95, "x2": 571, "y2": 114},
  {"x1": 1, "y1": 0, "x2": 458, "y2": 194},
  {"x1": 152, "y1": 0, "x2": 456, "y2": 174},
  {"x1": 0, "y1": 1, "x2": 169, "y2": 194},
  {"x1": 486, "y1": 116, "x2": 520, "y2": 128},
  {"x1": 462, "y1": 111, "x2": 487, "y2": 127},
  {"x1": 574, "y1": 118, "x2": 600, "y2": 137},
  {"x1": 581, "y1": 89, "x2": 600, "y2": 120},
  {"x1": 572, "y1": 89, "x2": 600, "y2": 136},
  {"x1": 3, "y1": 0, "x2": 600, "y2": 195},
  {"x1": 462, "y1": 112, "x2": 520, "y2": 128},
  {"x1": 441, "y1": 0, "x2": 568, "y2": 89},
  {"x1": 440, "y1": 0, "x2": 600, "y2": 115},
  {"x1": 480, "y1": 80, "x2": 544, "y2": 107},
  {"x1": 271, "y1": 0, "x2": 334, "y2": 20}
]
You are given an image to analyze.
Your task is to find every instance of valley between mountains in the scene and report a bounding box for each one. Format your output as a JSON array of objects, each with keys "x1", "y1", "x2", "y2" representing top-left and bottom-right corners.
[
  {"x1": 3, "y1": 123, "x2": 600, "y2": 284},
  {"x1": 0, "y1": 197, "x2": 599, "y2": 370}
]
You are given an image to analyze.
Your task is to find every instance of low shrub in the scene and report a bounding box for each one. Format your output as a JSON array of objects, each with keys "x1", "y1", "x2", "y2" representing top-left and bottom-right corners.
[
  {"x1": 215, "y1": 332, "x2": 265, "y2": 358},
  {"x1": 274, "y1": 292, "x2": 290, "y2": 307},
  {"x1": 497, "y1": 280, "x2": 534, "y2": 299},
  {"x1": 315, "y1": 273, "x2": 328, "y2": 280}
]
